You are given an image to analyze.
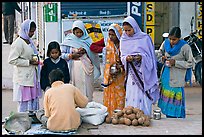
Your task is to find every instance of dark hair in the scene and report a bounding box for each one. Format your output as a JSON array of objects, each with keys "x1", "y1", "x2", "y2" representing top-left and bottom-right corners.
[
  {"x1": 49, "y1": 68, "x2": 64, "y2": 84},
  {"x1": 122, "y1": 22, "x2": 132, "y2": 28},
  {"x1": 73, "y1": 27, "x2": 80, "y2": 32},
  {"x1": 30, "y1": 22, "x2": 36, "y2": 29},
  {"x1": 169, "y1": 26, "x2": 181, "y2": 38},
  {"x1": 46, "y1": 41, "x2": 61, "y2": 57}
]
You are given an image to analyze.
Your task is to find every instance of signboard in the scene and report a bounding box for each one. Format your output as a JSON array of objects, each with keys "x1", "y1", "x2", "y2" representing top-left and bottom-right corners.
[
  {"x1": 61, "y1": 2, "x2": 127, "y2": 17},
  {"x1": 44, "y1": 3, "x2": 58, "y2": 22},
  {"x1": 145, "y1": 2, "x2": 155, "y2": 44},
  {"x1": 196, "y1": 2, "x2": 202, "y2": 39},
  {"x1": 127, "y1": 2, "x2": 143, "y2": 29}
]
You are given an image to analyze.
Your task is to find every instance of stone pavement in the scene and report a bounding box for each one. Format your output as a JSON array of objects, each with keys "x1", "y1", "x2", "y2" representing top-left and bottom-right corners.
[{"x1": 2, "y1": 86, "x2": 202, "y2": 135}]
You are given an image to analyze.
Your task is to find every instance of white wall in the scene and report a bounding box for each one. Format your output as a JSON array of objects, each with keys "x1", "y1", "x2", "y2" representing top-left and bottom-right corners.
[
  {"x1": 44, "y1": 22, "x2": 60, "y2": 56},
  {"x1": 179, "y1": 2, "x2": 196, "y2": 38}
]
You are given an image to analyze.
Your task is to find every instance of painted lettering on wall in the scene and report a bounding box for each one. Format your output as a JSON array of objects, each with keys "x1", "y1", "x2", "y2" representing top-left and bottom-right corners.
[
  {"x1": 146, "y1": 2, "x2": 155, "y2": 44},
  {"x1": 196, "y1": 2, "x2": 202, "y2": 39}
]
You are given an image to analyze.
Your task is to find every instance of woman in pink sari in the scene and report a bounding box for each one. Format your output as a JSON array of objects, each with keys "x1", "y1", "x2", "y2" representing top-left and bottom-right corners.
[{"x1": 120, "y1": 16, "x2": 160, "y2": 116}]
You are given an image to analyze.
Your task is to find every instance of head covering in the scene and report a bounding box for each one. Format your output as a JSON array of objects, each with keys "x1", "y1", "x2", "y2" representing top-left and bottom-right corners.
[
  {"x1": 18, "y1": 19, "x2": 38, "y2": 54},
  {"x1": 108, "y1": 23, "x2": 122, "y2": 40},
  {"x1": 103, "y1": 23, "x2": 123, "y2": 85},
  {"x1": 63, "y1": 20, "x2": 101, "y2": 80},
  {"x1": 120, "y1": 16, "x2": 158, "y2": 92}
]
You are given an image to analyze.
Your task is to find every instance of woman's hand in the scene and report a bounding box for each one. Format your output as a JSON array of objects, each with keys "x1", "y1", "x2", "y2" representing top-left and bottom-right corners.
[
  {"x1": 134, "y1": 55, "x2": 142, "y2": 62},
  {"x1": 161, "y1": 56, "x2": 167, "y2": 63},
  {"x1": 71, "y1": 53, "x2": 81, "y2": 60},
  {"x1": 126, "y1": 55, "x2": 134, "y2": 62},
  {"x1": 29, "y1": 59, "x2": 39, "y2": 65},
  {"x1": 168, "y1": 59, "x2": 175, "y2": 66},
  {"x1": 78, "y1": 47, "x2": 86, "y2": 54}
]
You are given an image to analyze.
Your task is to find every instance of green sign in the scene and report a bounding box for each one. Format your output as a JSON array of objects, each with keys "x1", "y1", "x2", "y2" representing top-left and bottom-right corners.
[{"x1": 44, "y1": 3, "x2": 58, "y2": 22}]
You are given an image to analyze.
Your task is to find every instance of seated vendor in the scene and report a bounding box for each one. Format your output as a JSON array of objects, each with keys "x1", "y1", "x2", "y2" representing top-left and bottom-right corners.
[{"x1": 38, "y1": 68, "x2": 88, "y2": 132}]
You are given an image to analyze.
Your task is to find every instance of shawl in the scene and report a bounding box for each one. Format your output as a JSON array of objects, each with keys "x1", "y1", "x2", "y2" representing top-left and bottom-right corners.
[
  {"x1": 120, "y1": 16, "x2": 158, "y2": 91},
  {"x1": 164, "y1": 39, "x2": 192, "y2": 85},
  {"x1": 63, "y1": 20, "x2": 101, "y2": 80}
]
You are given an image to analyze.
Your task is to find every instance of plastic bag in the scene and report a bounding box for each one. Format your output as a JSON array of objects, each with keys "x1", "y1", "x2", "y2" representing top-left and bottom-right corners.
[{"x1": 76, "y1": 101, "x2": 108, "y2": 125}]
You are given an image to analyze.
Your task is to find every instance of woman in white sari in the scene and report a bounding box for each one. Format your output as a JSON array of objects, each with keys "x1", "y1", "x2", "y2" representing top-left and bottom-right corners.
[{"x1": 61, "y1": 20, "x2": 101, "y2": 102}]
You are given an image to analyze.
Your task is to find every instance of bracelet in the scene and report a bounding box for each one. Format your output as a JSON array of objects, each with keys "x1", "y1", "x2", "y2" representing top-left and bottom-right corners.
[{"x1": 120, "y1": 67, "x2": 123, "y2": 73}]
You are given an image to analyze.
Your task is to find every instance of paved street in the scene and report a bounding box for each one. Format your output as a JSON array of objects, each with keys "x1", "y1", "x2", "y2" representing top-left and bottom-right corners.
[{"x1": 2, "y1": 86, "x2": 202, "y2": 135}]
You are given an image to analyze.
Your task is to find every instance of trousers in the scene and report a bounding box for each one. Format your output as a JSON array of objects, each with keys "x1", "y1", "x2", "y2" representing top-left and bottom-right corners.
[{"x1": 3, "y1": 14, "x2": 15, "y2": 44}]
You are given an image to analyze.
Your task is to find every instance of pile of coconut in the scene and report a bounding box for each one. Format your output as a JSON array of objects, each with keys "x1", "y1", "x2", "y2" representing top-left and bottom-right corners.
[{"x1": 105, "y1": 106, "x2": 151, "y2": 126}]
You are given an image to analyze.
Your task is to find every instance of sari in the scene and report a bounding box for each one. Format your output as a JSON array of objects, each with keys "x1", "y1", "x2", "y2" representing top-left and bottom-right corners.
[
  {"x1": 158, "y1": 39, "x2": 191, "y2": 118},
  {"x1": 61, "y1": 20, "x2": 101, "y2": 101},
  {"x1": 120, "y1": 16, "x2": 160, "y2": 116},
  {"x1": 103, "y1": 24, "x2": 126, "y2": 117}
]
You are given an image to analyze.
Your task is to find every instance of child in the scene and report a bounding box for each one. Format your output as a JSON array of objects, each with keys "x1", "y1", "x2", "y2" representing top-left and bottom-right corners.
[{"x1": 40, "y1": 41, "x2": 70, "y2": 91}]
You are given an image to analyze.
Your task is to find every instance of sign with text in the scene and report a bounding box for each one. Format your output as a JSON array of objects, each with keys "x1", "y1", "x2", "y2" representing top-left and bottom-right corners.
[
  {"x1": 196, "y1": 2, "x2": 202, "y2": 39},
  {"x1": 128, "y1": 2, "x2": 143, "y2": 29},
  {"x1": 61, "y1": 2, "x2": 127, "y2": 17},
  {"x1": 44, "y1": 3, "x2": 58, "y2": 22},
  {"x1": 146, "y1": 2, "x2": 155, "y2": 44}
]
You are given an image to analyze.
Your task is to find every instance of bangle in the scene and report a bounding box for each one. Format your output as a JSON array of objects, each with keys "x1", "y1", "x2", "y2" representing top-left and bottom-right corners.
[{"x1": 120, "y1": 67, "x2": 123, "y2": 73}]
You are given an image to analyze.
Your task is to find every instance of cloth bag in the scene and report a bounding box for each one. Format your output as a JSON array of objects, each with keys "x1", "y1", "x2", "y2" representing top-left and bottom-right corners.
[
  {"x1": 4, "y1": 112, "x2": 32, "y2": 133},
  {"x1": 76, "y1": 101, "x2": 108, "y2": 125}
]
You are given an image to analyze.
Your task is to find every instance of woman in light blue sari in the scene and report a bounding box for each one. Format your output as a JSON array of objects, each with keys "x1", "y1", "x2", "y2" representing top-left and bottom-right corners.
[
  {"x1": 157, "y1": 26, "x2": 193, "y2": 118},
  {"x1": 61, "y1": 20, "x2": 101, "y2": 102}
]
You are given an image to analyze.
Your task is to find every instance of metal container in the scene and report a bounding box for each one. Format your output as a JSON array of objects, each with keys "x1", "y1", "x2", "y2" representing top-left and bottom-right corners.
[
  {"x1": 153, "y1": 109, "x2": 161, "y2": 120},
  {"x1": 110, "y1": 65, "x2": 117, "y2": 74},
  {"x1": 32, "y1": 54, "x2": 39, "y2": 62}
]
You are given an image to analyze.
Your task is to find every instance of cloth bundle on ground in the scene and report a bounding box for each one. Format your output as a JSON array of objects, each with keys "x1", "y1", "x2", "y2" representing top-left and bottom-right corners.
[
  {"x1": 76, "y1": 101, "x2": 108, "y2": 125},
  {"x1": 4, "y1": 112, "x2": 32, "y2": 134}
]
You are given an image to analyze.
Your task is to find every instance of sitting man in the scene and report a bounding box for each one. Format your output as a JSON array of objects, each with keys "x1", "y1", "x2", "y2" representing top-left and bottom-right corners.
[{"x1": 37, "y1": 68, "x2": 88, "y2": 132}]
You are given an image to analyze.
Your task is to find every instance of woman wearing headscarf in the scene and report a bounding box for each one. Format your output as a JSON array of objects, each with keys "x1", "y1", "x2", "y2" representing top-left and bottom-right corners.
[
  {"x1": 8, "y1": 19, "x2": 42, "y2": 112},
  {"x1": 157, "y1": 26, "x2": 193, "y2": 118},
  {"x1": 103, "y1": 24, "x2": 126, "y2": 117},
  {"x1": 61, "y1": 20, "x2": 101, "y2": 102},
  {"x1": 120, "y1": 16, "x2": 160, "y2": 116}
]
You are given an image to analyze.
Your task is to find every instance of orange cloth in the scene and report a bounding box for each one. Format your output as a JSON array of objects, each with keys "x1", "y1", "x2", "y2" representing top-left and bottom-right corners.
[
  {"x1": 103, "y1": 24, "x2": 126, "y2": 117},
  {"x1": 44, "y1": 81, "x2": 88, "y2": 131}
]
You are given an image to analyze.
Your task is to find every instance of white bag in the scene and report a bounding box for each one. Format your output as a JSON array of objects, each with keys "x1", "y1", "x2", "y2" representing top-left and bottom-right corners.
[{"x1": 76, "y1": 101, "x2": 108, "y2": 125}]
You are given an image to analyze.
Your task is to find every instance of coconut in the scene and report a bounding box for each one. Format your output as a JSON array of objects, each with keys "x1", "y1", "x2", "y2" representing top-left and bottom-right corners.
[
  {"x1": 133, "y1": 108, "x2": 140, "y2": 114},
  {"x1": 132, "y1": 119, "x2": 139, "y2": 126},
  {"x1": 118, "y1": 117, "x2": 125, "y2": 124},
  {"x1": 125, "y1": 109, "x2": 133, "y2": 115},
  {"x1": 105, "y1": 116, "x2": 112, "y2": 124},
  {"x1": 138, "y1": 117, "x2": 144, "y2": 125},
  {"x1": 124, "y1": 118, "x2": 132, "y2": 126},
  {"x1": 127, "y1": 113, "x2": 136, "y2": 121},
  {"x1": 112, "y1": 118, "x2": 118, "y2": 125},
  {"x1": 143, "y1": 119, "x2": 151, "y2": 126},
  {"x1": 126, "y1": 106, "x2": 134, "y2": 110},
  {"x1": 116, "y1": 111, "x2": 124, "y2": 117}
]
